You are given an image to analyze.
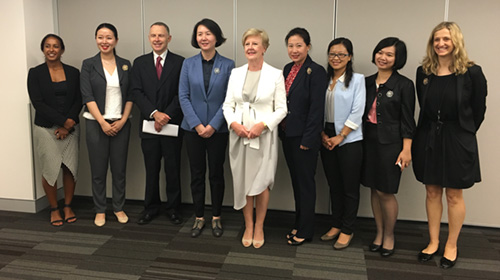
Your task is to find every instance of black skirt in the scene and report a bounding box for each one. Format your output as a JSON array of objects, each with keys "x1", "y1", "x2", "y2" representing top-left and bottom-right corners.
[
  {"x1": 412, "y1": 74, "x2": 481, "y2": 189},
  {"x1": 361, "y1": 123, "x2": 403, "y2": 194}
]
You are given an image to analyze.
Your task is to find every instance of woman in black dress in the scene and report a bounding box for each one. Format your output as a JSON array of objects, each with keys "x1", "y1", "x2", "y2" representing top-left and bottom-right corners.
[
  {"x1": 362, "y1": 37, "x2": 415, "y2": 257},
  {"x1": 413, "y1": 22, "x2": 487, "y2": 269}
]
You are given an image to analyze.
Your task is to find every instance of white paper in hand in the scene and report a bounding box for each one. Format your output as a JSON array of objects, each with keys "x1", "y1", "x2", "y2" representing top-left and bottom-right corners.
[{"x1": 142, "y1": 120, "x2": 179, "y2": 137}]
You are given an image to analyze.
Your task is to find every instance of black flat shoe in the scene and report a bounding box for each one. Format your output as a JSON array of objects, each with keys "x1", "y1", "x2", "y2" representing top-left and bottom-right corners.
[
  {"x1": 440, "y1": 250, "x2": 458, "y2": 269},
  {"x1": 369, "y1": 243, "x2": 382, "y2": 252},
  {"x1": 191, "y1": 219, "x2": 205, "y2": 238},
  {"x1": 287, "y1": 237, "x2": 311, "y2": 246},
  {"x1": 211, "y1": 219, "x2": 223, "y2": 237},
  {"x1": 137, "y1": 212, "x2": 157, "y2": 225},
  {"x1": 417, "y1": 247, "x2": 439, "y2": 263},
  {"x1": 380, "y1": 248, "x2": 394, "y2": 257},
  {"x1": 167, "y1": 210, "x2": 183, "y2": 225}
]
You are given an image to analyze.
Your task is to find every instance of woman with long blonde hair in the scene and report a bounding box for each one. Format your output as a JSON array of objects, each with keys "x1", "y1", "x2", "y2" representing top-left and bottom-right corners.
[{"x1": 413, "y1": 22, "x2": 487, "y2": 269}]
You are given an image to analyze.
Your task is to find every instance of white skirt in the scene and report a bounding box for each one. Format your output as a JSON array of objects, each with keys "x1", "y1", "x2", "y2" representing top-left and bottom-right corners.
[
  {"x1": 33, "y1": 124, "x2": 80, "y2": 186},
  {"x1": 228, "y1": 128, "x2": 279, "y2": 210}
]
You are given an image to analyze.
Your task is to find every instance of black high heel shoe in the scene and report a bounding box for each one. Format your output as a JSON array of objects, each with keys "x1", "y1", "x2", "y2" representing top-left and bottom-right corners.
[
  {"x1": 440, "y1": 250, "x2": 459, "y2": 269},
  {"x1": 287, "y1": 236, "x2": 311, "y2": 246},
  {"x1": 417, "y1": 246, "x2": 440, "y2": 263}
]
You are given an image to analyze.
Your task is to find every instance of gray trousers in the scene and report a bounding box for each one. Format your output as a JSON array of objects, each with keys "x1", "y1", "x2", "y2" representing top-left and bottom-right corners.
[{"x1": 86, "y1": 119, "x2": 131, "y2": 213}]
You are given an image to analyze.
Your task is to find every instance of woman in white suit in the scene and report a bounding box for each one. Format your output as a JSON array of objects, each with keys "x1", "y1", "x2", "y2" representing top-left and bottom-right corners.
[{"x1": 223, "y1": 28, "x2": 287, "y2": 249}]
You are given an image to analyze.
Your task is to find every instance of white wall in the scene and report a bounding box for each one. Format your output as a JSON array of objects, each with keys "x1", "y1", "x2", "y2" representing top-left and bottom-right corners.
[
  {"x1": 3, "y1": 0, "x2": 499, "y2": 227},
  {"x1": 0, "y1": 0, "x2": 57, "y2": 211}
]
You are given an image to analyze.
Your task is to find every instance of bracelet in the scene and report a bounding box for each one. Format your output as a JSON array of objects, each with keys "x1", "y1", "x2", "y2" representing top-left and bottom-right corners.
[{"x1": 339, "y1": 132, "x2": 347, "y2": 138}]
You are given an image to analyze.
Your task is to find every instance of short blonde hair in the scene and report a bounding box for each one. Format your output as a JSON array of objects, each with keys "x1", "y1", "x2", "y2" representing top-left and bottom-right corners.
[
  {"x1": 422, "y1": 21, "x2": 474, "y2": 75},
  {"x1": 242, "y1": 28, "x2": 269, "y2": 49}
]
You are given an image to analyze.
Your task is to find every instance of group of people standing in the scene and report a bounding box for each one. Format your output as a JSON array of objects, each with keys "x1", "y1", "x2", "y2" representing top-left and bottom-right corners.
[{"x1": 28, "y1": 19, "x2": 486, "y2": 269}]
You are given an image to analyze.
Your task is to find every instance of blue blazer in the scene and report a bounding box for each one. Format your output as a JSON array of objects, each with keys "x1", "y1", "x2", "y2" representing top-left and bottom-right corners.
[
  {"x1": 179, "y1": 52, "x2": 234, "y2": 133},
  {"x1": 282, "y1": 55, "x2": 327, "y2": 150},
  {"x1": 328, "y1": 72, "x2": 366, "y2": 146},
  {"x1": 80, "y1": 53, "x2": 132, "y2": 115}
]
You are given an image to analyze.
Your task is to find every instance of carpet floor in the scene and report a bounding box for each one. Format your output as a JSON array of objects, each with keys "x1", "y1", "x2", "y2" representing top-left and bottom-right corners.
[{"x1": 0, "y1": 197, "x2": 499, "y2": 280}]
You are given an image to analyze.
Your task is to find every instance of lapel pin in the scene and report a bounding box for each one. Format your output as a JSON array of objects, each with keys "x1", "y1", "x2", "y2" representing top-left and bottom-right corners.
[
  {"x1": 423, "y1": 78, "x2": 428, "y2": 85},
  {"x1": 122, "y1": 65, "x2": 128, "y2": 71},
  {"x1": 307, "y1": 67, "x2": 312, "y2": 74},
  {"x1": 386, "y1": 90, "x2": 394, "y2": 98},
  {"x1": 214, "y1": 67, "x2": 220, "y2": 74}
]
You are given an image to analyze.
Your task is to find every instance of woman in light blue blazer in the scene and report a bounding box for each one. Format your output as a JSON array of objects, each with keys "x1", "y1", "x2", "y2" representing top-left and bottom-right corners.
[
  {"x1": 179, "y1": 18, "x2": 235, "y2": 238},
  {"x1": 320, "y1": 38, "x2": 365, "y2": 250}
]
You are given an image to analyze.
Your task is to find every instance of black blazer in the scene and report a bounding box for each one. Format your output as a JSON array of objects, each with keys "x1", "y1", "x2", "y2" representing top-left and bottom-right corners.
[
  {"x1": 27, "y1": 63, "x2": 82, "y2": 127},
  {"x1": 363, "y1": 71, "x2": 416, "y2": 144},
  {"x1": 131, "y1": 51, "x2": 185, "y2": 138},
  {"x1": 416, "y1": 65, "x2": 487, "y2": 133},
  {"x1": 282, "y1": 55, "x2": 327, "y2": 150},
  {"x1": 80, "y1": 53, "x2": 132, "y2": 115}
]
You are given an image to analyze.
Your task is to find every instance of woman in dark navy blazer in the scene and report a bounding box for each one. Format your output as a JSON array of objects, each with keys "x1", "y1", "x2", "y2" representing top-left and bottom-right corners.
[
  {"x1": 413, "y1": 22, "x2": 487, "y2": 269},
  {"x1": 80, "y1": 23, "x2": 133, "y2": 227},
  {"x1": 361, "y1": 37, "x2": 415, "y2": 257},
  {"x1": 179, "y1": 18, "x2": 234, "y2": 238},
  {"x1": 279, "y1": 28, "x2": 327, "y2": 246},
  {"x1": 28, "y1": 34, "x2": 82, "y2": 226}
]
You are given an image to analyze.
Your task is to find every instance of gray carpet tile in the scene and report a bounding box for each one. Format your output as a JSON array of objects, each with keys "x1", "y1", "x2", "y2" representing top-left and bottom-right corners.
[{"x1": 0, "y1": 197, "x2": 499, "y2": 280}]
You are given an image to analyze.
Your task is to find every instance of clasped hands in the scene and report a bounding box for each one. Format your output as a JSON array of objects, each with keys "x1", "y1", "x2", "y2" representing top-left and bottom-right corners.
[
  {"x1": 231, "y1": 122, "x2": 265, "y2": 139},
  {"x1": 321, "y1": 131, "x2": 343, "y2": 150},
  {"x1": 54, "y1": 118, "x2": 76, "y2": 140},
  {"x1": 195, "y1": 124, "x2": 215, "y2": 138},
  {"x1": 100, "y1": 119, "x2": 126, "y2": 137},
  {"x1": 153, "y1": 111, "x2": 171, "y2": 132}
]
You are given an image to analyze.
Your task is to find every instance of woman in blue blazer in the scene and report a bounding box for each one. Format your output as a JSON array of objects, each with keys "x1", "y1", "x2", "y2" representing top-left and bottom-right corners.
[
  {"x1": 179, "y1": 19, "x2": 234, "y2": 238},
  {"x1": 81, "y1": 23, "x2": 133, "y2": 227},
  {"x1": 320, "y1": 38, "x2": 365, "y2": 250},
  {"x1": 28, "y1": 34, "x2": 82, "y2": 226},
  {"x1": 280, "y1": 28, "x2": 327, "y2": 246}
]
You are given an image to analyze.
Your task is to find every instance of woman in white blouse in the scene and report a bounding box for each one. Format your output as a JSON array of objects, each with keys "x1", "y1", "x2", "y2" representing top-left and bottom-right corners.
[
  {"x1": 223, "y1": 28, "x2": 287, "y2": 248},
  {"x1": 320, "y1": 37, "x2": 365, "y2": 250},
  {"x1": 80, "y1": 23, "x2": 133, "y2": 227}
]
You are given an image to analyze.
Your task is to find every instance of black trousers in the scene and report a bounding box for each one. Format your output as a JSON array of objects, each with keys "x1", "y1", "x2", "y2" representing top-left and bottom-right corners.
[
  {"x1": 184, "y1": 131, "x2": 228, "y2": 217},
  {"x1": 141, "y1": 132, "x2": 183, "y2": 214},
  {"x1": 282, "y1": 136, "x2": 319, "y2": 239},
  {"x1": 320, "y1": 127, "x2": 363, "y2": 235}
]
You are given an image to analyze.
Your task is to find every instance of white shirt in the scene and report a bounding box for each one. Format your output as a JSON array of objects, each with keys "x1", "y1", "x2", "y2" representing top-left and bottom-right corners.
[
  {"x1": 325, "y1": 73, "x2": 345, "y2": 123},
  {"x1": 83, "y1": 67, "x2": 123, "y2": 120},
  {"x1": 150, "y1": 50, "x2": 168, "y2": 118}
]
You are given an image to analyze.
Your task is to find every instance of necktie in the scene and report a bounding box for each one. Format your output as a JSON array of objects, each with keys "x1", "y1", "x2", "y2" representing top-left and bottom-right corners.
[{"x1": 156, "y1": 56, "x2": 163, "y2": 79}]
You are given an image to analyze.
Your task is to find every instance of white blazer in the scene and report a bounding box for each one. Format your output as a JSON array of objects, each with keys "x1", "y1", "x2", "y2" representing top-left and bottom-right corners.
[{"x1": 223, "y1": 62, "x2": 287, "y2": 147}]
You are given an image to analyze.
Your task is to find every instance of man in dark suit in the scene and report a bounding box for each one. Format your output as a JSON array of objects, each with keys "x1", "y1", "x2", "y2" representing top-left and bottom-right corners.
[{"x1": 131, "y1": 22, "x2": 185, "y2": 225}]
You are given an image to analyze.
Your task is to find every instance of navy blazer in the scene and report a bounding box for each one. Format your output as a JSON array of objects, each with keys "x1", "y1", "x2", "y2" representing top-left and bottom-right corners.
[
  {"x1": 179, "y1": 52, "x2": 234, "y2": 133},
  {"x1": 27, "y1": 63, "x2": 82, "y2": 127},
  {"x1": 80, "y1": 53, "x2": 132, "y2": 114},
  {"x1": 131, "y1": 51, "x2": 184, "y2": 138},
  {"x1": 364, "y1": 71, "x2": 416, "y2": 144},
  {"x1": 282, "y1": 55, "x2": 327, "y2": 150},
  {"x1": 416, "y1": 65, "x2": 487, "y2": 133}
]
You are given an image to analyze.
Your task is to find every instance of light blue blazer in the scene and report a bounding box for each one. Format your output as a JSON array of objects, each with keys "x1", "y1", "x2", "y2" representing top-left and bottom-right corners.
[
  {"x1": 179, "y1": 52, "x2": 235, "y2": 133},
  {"x1": 329, "y1": 72, "x2": 366, "y2": 146}
]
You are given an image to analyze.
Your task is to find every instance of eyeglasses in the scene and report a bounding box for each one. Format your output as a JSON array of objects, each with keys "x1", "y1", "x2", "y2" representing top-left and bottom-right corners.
[{"x1": 328, "y1": 53, "x2": 349, "y2": 59}]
